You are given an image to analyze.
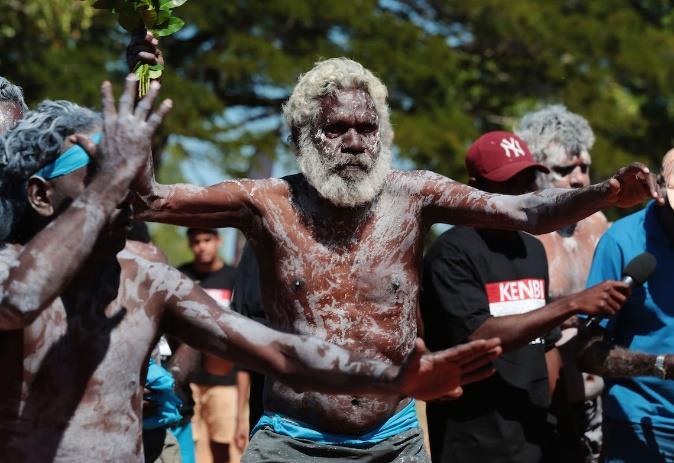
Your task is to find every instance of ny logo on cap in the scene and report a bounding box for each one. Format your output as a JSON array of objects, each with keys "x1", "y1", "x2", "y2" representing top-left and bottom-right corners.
[{"x1": 500, "y1": 137, "x2": 525, "y2": 158}]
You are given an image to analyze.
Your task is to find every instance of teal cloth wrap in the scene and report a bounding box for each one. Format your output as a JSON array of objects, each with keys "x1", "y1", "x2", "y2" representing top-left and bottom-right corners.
[
  {"x1": 34, "y1": 132, "x2": 101, "y2": 179},
  {"x1": 142, "y1": 358, "x2": 183, "y2": 430},
  {"x1": 250, "y1": 399, "x2": 420, "y2": 447}
]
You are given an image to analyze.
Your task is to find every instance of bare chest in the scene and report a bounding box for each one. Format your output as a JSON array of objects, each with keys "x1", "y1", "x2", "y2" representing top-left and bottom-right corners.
[{"x1": 256, "y1": 192, "x2": 424, "y2": 360}]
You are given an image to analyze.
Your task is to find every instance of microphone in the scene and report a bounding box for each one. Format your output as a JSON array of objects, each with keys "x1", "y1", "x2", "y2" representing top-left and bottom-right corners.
[
  {"x1": 621, "y1": 252, "x2": 657, "y2": 289},
  {"x1": 584, "y1": 252, "x2": 656, "y2": 329}
]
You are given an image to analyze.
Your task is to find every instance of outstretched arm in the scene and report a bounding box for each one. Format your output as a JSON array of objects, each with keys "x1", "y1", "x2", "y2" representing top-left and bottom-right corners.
[
  {"x1": 156, "y1": 264, "x2": 501, "y2": 400},
  {"x1": 0, "y1": 77, "x2": 171, "y2": 329},
  {"x1": 470, "y1": 281, "x2": 629, "y2": 352},
  {"x1": 420, "y1": 165, "x2": 662, "y2": 234}
]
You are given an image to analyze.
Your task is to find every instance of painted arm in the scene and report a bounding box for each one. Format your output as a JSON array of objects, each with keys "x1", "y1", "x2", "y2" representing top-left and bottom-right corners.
[
  {"x1": 125, "y1": 31, "x2": 256, "y2": 230},
  {"x1": 577, "y1": 322, "x2": 674, "y2": 378},
  {"x1": 470, "y1": 281, "x2": 629, "y2": 352},
  {"x1": 420, "y1": 167, "x2": 662, "y2": 234},
  {"x1": 0, "y1": 77, "x2": 171, "y2": 329},
  {"x1": 158, "y1": 265, "x2": 502, "y2": 401}
]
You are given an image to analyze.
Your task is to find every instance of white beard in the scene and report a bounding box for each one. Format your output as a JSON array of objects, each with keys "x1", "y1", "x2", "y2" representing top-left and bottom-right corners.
[{"x1": 296, "y1": 130, "x2": 391, "y2": 208}]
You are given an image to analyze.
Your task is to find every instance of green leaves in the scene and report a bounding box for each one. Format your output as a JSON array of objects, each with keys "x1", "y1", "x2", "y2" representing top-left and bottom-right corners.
[
  {"x1": 153, "y1": 15, "x2": 184, "y2": 37},
  {"x1": 91, "y1": 0, "x2": 187, "y2": 95}
]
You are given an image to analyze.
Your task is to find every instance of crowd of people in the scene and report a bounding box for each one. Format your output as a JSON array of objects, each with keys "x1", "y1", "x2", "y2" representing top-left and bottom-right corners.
[{"x1": 0, "y1": 29, "x2": 672, "y2": 463}]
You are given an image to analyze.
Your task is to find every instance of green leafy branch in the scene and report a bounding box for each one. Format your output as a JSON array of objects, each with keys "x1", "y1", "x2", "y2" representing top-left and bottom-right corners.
[{"x1": 91, "y1": 0, "x2": 187, "y2": 96}]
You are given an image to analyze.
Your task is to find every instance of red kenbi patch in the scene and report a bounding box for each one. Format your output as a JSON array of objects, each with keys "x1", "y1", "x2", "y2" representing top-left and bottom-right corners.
[{"x1": 485, "y1": 278, "x2": 546, "y2": 317}]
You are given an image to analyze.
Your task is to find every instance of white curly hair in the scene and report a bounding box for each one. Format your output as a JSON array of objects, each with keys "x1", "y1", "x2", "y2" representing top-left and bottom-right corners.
[
  {"x1": 516, "y1": 105, "x2": 595, "y2": 165},
  {"x1": 283, "y1": 57, "x2": 393, "y2": 150}
]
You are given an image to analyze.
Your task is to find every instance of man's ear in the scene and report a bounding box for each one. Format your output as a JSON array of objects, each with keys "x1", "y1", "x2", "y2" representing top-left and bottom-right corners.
[{"x1": 26, "y1": 176, "x2": 55, "y2": 217}]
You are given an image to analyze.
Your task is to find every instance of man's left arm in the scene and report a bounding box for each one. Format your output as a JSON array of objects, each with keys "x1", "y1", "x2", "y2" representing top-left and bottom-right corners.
[
  {"x1": 420, "y1": 165, "x2": 662, "y2": 234},
  {"x1": 577, "y1": 322, "x2": 674, "y2": 379},
  {"x1": 157, "y1": 263, "x2": 501, "y2": 401}
]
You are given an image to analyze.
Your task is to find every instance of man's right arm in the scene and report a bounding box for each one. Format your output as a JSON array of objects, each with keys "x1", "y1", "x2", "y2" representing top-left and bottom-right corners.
[
  {"x1": 132, "y1": 179, "x2": 258, "y2": 230},
  {"x1": 0, "y1": 78, "x2": 170, "y2": 329},
  {"x1": 422, "y1": 237, "x2": 627, "y2": 354},
  {"x1": 469, "y1": 281, "x2": 629, "y2": 352}
]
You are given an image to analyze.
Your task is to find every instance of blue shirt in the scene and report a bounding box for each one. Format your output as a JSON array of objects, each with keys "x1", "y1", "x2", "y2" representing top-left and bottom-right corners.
[{"x1": 586, "y1": 201, "x2": 674, "y2": 428}]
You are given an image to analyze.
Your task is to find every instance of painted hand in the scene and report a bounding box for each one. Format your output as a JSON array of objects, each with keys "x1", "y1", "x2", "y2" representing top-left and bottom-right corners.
[
  {"x1": 572, "y1": 280, "x2": 630, "y2": 317},
  {"x1": 608, "y1": 163, "x2": 664, "y2": 207},
  {"x1": 397, "y1": 338, "x2": 501, "y2": 401}
]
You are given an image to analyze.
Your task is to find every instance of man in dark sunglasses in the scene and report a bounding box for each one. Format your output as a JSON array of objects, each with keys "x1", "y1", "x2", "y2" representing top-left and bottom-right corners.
[{"x1": 517, "y1": 105, "x2": 610, "y2": 462}]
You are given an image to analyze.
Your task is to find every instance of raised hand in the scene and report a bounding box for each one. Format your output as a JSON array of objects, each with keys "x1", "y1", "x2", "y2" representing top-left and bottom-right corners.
[
  {"x1": 126, "y1": 29, "x2": 164, "y2": 72},
  {"x1": 607, "y1": 163, "x2": 664, "y2": 207},
  {"x1": 397, "y1": 338, "x2": 501, "y2": 401},
  {"x1": 570, "y1": 280, "x2": 630, "y2": 317}
]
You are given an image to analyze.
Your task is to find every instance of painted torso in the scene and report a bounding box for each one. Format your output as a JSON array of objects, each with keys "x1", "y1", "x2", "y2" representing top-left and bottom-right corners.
[
  {"x1": 538, "y1": 212, "x2": 609, "y2": 299},
  {"x1": 244, "y1": 171, "x2": 430, "y2": 433},
  {"x1": 0, "y1": 241, "x2": 173, "y2": 462}
]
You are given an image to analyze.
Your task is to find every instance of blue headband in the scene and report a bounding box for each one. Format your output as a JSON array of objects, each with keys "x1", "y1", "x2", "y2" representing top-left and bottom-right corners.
[{"x1": 34, "y1": 132, "x2": 102, "y2": 180}]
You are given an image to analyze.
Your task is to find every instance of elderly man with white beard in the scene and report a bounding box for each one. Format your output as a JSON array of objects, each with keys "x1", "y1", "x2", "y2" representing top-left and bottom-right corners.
[{"x1": 132, "y1": 57, "x2": 661, "y2": 461}]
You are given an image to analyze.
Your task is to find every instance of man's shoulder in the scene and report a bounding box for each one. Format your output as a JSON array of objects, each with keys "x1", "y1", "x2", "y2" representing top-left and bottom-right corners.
[
  {"x1": 519, "y1": 231, "x2": 546, "y2": 251},
  {"x1": 124, "y1": 240, "x2": 169, "y2": 264},
  {"x1": 426, "y1": 226, "x2": 479, "y2": 258},
  {"x1": 386, "y1": 169, "x2": 445, "y2": 191}
]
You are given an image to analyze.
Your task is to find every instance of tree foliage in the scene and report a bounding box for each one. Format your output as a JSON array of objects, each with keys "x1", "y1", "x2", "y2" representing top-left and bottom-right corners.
[{"x1": 2, "y1": 0, "x2": 674, "y2": 187}]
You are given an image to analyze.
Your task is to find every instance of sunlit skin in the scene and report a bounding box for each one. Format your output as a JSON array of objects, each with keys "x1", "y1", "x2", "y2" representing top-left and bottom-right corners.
[
  {"x1": 0, "y1": 80, "x2": 504, "y2": 461},
  {"x1": 537, "y1": 148, "x2": 609, "y2": 299},
  {"x1": 135, "y1": 85, "x2": 662, "y2": 434}
]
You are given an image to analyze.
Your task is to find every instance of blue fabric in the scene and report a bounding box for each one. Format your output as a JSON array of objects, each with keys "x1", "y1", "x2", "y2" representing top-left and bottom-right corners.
[
  {"x1": 34, "y1": 132, "x2": 101, "y2": 179},
  {"x1": 603, "y1": 418, "x2": 674, "y2": 462},
  {"x1": 250, "y1": 399, "x2": 420, "y2": 447},
  {"x1": 170, "y1": 423, "x2": 196, "y2": 463},
  {"x1": 586, "y1": 201, "x2": 674, "y2": 429},
  {"x1": 142, "y1": 359, "x2": 183, "y2": 430}
]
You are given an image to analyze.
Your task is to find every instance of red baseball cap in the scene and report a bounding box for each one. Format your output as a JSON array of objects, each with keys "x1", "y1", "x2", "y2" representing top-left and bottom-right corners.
[{"x1": 466, "y1": 131, "x2": 549, "y2": 182}]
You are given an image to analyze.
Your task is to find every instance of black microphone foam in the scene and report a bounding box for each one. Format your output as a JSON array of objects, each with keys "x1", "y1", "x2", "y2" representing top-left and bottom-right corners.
[{"x1": 622, "y1": 252, "x2": 657, "y2": 287}]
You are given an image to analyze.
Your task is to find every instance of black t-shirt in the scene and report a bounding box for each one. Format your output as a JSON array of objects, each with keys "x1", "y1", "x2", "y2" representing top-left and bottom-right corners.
[
  {"x1": 177, "y1": 262, "x2": 237, "y2": 387},
  {"x1": 421, "y1": 226, "x2": 559, "y2": 463},
  {"x1": 231, "y1": 243, "x2": 267, "y2": 429}
]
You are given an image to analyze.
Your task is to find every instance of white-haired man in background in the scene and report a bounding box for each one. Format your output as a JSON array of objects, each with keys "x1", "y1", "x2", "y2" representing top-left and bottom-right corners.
[
  {"x1": 131, "y1": 55, "x2": 660, "y2": 461},
  {"x1": 517, "y1": 106, "x2": 610, "y2": 462}
]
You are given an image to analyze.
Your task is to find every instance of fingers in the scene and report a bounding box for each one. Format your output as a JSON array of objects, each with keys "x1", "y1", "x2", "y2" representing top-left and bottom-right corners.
[
  {"x1": 135, "y1": 81, "x2": 160, "y2": 120},
  {"x1": 435, "y1": 337, "x2": 501, "y2": 365},
  {"x1": 146, "y1": 98, "x2": 173, "y2": 132},
  {"x1": 101, "y1": 81, "x2": 116, "y2": 118},
  {"x1": 461, "y1": 366, "x2": 497, "y2": 386},
  {"x1": 458, "y1": 346, "x2": 502, "y2": 374},
  {"x1": 119, "y1": 74, "x2": 139, "y2": 116},
  {"x1": 68, "y1": 134, "x2": 100, "y2": 162}
]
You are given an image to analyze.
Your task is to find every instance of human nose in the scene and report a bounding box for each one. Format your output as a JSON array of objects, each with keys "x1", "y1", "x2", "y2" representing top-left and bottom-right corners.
[
  {"x1": 342, "y1": 128, "x2": 364, "y2": 154},
  {"x1": 569, "y1": 166, "x2": 588, "y2": 188}
]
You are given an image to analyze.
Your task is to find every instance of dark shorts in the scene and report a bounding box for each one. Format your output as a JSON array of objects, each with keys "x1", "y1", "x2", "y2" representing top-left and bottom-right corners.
[{"x1": 242, "y1": 427, "x2": 430, "y2": 463}]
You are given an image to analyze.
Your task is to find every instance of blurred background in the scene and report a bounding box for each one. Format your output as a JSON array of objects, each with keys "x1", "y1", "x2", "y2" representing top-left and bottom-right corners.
[{"x1": 3, "y1": 0, "x2": 674, "y2": 264}]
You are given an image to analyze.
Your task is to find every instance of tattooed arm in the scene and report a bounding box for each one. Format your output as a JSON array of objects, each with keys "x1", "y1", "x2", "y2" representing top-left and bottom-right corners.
[
  {"x1": 0, "y1": 77, "x2": 171, "y2": 329},
  {"x1": 577, "y1": 322, "x2": 673, "y2": 378},
  {"x1": 419, "y1": 165, "x2": 662, "y2": 234},
  {"x1": 152, "y1": 262, "x2": 501, "y2": 401}
]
